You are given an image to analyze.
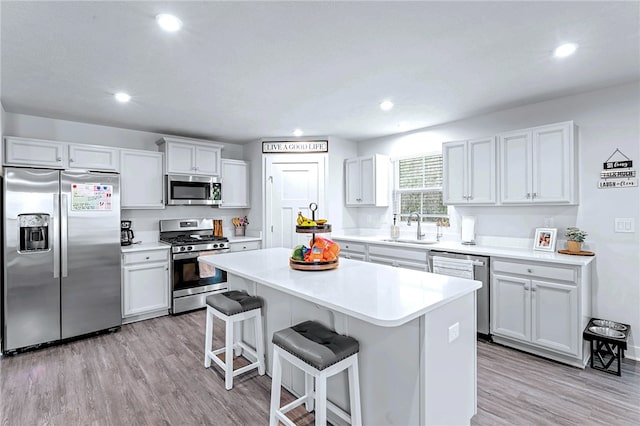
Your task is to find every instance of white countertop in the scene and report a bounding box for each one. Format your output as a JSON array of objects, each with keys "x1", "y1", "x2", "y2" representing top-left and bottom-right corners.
[
  {"x1": 120, "y1": 242, "x2": 171, "y2": 253},
  {"x1": 332, "y1": 235, "x2": 595, "y2": 266},
  {"x1": 199, "y1": 247, "x2": 481, "y2": 327}
]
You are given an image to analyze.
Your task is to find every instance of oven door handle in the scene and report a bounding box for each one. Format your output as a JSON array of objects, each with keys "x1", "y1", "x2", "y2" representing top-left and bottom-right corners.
[{"x1": 173, "y1": 249, "x2": 231, "y2": 260}]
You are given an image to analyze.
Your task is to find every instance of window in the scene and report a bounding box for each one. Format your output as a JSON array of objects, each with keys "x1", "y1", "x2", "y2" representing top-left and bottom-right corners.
[{"x1": 394, "y1": 154, "x2": 448, "y2": 223}]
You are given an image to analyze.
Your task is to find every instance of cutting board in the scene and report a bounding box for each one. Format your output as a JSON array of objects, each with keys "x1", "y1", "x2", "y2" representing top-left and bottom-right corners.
[{"x1": 557, "y1": 249, "x2": 595, "y2": 256}]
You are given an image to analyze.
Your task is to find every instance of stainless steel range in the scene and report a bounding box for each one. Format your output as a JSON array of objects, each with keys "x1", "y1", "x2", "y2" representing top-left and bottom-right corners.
[{"x1": 159, "y1": 219, "x2": 229, "y2": 314}]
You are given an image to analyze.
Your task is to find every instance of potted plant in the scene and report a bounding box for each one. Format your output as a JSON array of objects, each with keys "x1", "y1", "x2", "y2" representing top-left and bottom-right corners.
[{"x1": 565, "y1": 227, "x2": 587, "y2": 252}]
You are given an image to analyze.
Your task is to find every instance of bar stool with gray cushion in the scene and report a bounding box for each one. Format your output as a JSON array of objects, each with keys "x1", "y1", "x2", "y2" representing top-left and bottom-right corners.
[
  {"x1": 269, "y1": 320, "x2": 362, "y2": 426},
  {"x1": 204, "y1": 290, "x2": 266, "y2": 390}
]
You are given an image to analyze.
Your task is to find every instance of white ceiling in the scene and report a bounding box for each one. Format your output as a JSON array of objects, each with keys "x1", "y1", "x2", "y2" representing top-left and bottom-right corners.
[{"x1": 1, "y1": 1, "x2": 639, "y2": 144}]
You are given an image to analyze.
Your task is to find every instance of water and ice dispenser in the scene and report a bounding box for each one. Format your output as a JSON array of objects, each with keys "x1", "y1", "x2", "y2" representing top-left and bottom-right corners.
[{"x1": 18, "y1": 214, "x2": 50, "y2": 252}]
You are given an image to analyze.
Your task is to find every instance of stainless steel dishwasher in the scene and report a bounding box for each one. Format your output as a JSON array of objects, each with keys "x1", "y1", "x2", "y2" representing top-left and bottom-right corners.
[{"x1": 428, "y1": 250, "x2": 490, "y2": 339}]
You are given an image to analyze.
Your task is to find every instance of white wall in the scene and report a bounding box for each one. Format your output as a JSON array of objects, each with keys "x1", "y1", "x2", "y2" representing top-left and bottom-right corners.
[
  {"x1": 2, "y1": 112, "x2": 249, "y2": 241},
  {"x1": 356, "y1": 81, "x2": 640, "y2": 357},
  {"x1": 3, "y1": 112, "x2": 245, "y2": 158},
  {"x1": 0, "y1": 104, "x2": 4, "y2": 167}
]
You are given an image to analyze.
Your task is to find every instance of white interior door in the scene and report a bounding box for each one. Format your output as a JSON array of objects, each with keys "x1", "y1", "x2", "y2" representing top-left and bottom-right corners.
[{"x1": 265, "y1": 155, "x2": 326, "y2": 249}]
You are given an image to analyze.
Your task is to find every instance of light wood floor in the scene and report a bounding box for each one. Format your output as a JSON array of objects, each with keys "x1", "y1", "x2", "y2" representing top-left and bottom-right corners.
[{"x1": 1, "y1": 309, "x2": 639, "y2": 425}]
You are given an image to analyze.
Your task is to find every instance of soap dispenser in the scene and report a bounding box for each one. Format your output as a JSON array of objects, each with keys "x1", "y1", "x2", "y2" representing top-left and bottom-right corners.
[{"x1": 390, "y1": 214, "x2": 400, "y2": 240}]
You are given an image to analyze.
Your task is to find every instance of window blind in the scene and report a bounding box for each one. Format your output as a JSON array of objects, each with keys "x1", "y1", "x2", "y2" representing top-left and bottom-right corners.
[{"x1": 394, "y1": 154, "x2": 448, "y2": 222}]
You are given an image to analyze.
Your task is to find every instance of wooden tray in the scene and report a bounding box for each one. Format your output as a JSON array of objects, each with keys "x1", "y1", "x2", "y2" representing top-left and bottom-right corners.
[
  {"x1": 557, "y1": 249, "x2": 595, "y2": 256},
  {"x1": 295, "y1": 224, "x2": 332, "y2": 233},
  {"x1": 289, "y1": 257, "x2": 339, "y2": 271}
]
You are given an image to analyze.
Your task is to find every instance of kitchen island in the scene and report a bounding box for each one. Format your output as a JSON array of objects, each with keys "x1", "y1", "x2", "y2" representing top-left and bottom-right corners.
[{"x1": 199, "y1": 247, "x2": 481, "y2": 425}]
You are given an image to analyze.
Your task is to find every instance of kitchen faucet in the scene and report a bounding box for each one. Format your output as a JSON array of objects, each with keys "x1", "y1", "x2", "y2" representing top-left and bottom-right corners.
[{"x1": 407, "y1": 212, "x2": 425, "y2": 240}]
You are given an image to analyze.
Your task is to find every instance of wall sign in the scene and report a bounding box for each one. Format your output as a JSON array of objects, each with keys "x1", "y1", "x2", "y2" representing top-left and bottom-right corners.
[
  {"x1": 598, "y1": 149, "x2": 637, "y2": 189},
  {"x1": 71, "y1": 183, "x2": 113, "y2": 210},
  {"x1": 262, "y1": 140, "x2": 328, "y2": 154}
]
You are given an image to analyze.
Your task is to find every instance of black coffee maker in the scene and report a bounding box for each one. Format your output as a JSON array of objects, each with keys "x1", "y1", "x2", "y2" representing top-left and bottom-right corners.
[{"x1": 121, "y1": 220, "x2": 135, "y2": 246}]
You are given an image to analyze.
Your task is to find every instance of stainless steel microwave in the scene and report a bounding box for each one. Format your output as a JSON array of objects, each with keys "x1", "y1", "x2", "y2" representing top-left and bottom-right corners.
[{"x1": 166, "y1": 175, "x2": 222, "y2": 206}]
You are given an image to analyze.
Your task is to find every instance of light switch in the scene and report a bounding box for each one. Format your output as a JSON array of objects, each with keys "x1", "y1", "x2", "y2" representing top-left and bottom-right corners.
[
  {"x1": 448, "y1": 322, "x2": 460, "y2": 343},
  {"x1": 615, "y1": 218, "x2": 635, "y2": 233}
]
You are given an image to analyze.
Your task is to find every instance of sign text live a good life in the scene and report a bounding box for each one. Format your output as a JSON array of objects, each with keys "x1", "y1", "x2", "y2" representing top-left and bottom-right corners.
[{"x1": 262, "y1": 140, "x2": 328, "y2": 154}]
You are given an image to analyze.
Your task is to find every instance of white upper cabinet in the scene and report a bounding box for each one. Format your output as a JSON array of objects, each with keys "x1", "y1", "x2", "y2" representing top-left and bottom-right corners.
[
  {"x1": 68, "y1": 144, "x2": 119, "y2": 171},
  {"x1": 120, "y1": 149, "x2": 164, "y2": 209},
  {"x1": 5, "y1": 137, "x2": 66, "y2": 168},
  {"x1": 499, "y1": 121, "x2": 577, "y2": 204},
  {"x1": 5, "y1": 136, "x2": 118, "y2": 171},
  {"x1": 345, "y1": 154, "x2": 389, "y2": 207},
  {"x1": 443, "y1": 137, "x2": 496, "y2": 205},
  {"x1": 156, "y1": 137, "x2": 222, "y2": 176},
  {"x1": 220, "y1": 159, "x2": 250, "y2": 208}
]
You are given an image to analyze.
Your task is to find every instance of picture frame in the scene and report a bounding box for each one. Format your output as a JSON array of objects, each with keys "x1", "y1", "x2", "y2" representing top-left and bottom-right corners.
[{"x1": 533, "y1": 228, "x2": 557, "y2": 252}]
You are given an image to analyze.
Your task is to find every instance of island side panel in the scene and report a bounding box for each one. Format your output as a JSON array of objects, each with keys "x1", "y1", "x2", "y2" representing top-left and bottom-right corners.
[
  {"x1": 227, "y1": 273, "x2": 422, "y2": 426},
  {"x1": 422, "y1": 291, "x2": 477, "y2": 425}
]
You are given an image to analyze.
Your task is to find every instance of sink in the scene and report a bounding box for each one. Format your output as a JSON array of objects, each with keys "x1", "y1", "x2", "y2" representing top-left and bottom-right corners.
[{"x1": 381, "y1": 238, "x2": 439, "y2": 245}]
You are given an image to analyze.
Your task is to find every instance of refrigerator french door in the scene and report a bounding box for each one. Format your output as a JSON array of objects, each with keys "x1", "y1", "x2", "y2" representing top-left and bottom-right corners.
[{"x1": 2, "y1": 168, "x2": 121, "y2": 353}]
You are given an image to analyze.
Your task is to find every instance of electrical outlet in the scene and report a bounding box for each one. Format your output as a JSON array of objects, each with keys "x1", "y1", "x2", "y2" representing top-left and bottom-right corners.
[
  {"x1": 448, "y1": 322, "x2": 460, "y2": 343},
  {"x1": 615, "y1": 218, "x2": 635, "y2": 233}
]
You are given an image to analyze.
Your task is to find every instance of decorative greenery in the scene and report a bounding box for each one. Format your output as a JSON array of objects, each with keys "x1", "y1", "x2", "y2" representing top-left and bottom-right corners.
[{"x1": 565, "y1": 227, "x2": 587, "y2": 242}]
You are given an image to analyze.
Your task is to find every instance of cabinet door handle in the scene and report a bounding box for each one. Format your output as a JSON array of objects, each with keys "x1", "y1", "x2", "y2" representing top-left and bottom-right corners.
[
  {"x1": 532, "y1": 192, "x2": 537, "y2": 199},
  {"x1": 145, "y1": 256, "x2": 150, "y2": 260},
  {"x1": 526, "y1": 193, "x2": 531, "y2": 199},
  {"x1": 468, "y1": 195, "x2": 473, "y2": 200},
  {"x1": 527, "y1": 268, "x2": 532, "y2": 273},
  {"x1": 531, "y1": 287, "x2": 537, "y2": 292},
  {"x1": 69, "y1": 158, "x2": 74, "y2": 163},
  {"x1": 56, "y1": 157, "x2": 62, "y2": 162}
]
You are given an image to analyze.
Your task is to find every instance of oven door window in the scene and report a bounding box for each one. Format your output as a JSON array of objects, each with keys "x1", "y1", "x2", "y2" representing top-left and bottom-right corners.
[
  {"x1": 173, "y1": 254, "x2": 226, "y2": 291},
  {"x1": 170, "y1": 181, "x2": 212, "y2": 201}
]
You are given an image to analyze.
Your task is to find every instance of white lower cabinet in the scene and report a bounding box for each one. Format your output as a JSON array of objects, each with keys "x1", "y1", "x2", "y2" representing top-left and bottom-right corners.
[
  {"x1": 229, "y1": 240, "x2": 261, "y2": 252},
  {"x1": 368, "y1": 244, "x2": 428, "y2": 271},
  {"x1": 491, "y1": 258, "x2": 587, "y2": 366},
  {"x1": 122, "y1": 248, "x2": 170, "y2": 323},
  {"x1": 338, "y1": 241, "x2": 367, "y2": 261},
  {"x1": 333, "y1": 239, "x2": 429, "y2": 271}
]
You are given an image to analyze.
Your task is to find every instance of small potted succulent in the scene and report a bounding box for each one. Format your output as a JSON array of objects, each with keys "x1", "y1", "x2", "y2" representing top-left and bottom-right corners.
[{"x1": 565, "y1": 227, "x2": 587, "y2": 252}]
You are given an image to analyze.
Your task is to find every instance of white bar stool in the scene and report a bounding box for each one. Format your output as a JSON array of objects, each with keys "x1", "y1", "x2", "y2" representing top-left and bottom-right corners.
[
  {"x1": 204, "y1": 290, "x2": 266, "y2": 390},
  {"x1": 269, "y1": 320, "x2": 362, "y2": 426}
]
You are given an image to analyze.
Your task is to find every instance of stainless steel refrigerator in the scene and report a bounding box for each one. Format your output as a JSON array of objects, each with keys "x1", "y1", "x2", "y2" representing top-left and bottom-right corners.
[{"x1": 2, "y1": 167, "x2": 121, "y2": 353}]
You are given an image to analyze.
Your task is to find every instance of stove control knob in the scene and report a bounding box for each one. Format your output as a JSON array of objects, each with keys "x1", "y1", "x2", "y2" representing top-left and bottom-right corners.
[
  {"x1": 213, "y1": 244, "x2": 218, "y2": 248},
  {"x1": 187, "y1": 246, "x2": 193, "y2": 251},
  {"x1": 180, "y1": 247, "x2": 186, "y2": 252}
]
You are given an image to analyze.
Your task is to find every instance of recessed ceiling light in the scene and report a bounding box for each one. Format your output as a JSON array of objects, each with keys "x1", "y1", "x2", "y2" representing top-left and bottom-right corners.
[
  {"x1": 554, "y1": 43, "x2": 578, "y2": 58},
  {"x1": 380, "y1": 100, "x2": 394, "y2": 111},
  {"x1": 293, "y1": 129, "x2": 303, "y2": 137},
  {"x1": 114, "y1": 92, "x2": 131, "y2": 103},
  {"x1": 156, "y1": 14, "x2": 183, "y2": 32}
]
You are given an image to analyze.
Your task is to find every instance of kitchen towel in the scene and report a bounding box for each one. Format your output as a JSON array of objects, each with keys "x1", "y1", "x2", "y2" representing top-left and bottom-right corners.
[
  {"x1": 198, "y1": 250, "x2": 219, "y2": 278},
  {"x1": 432, "y1": 256, "x2": 475, "y2": 280}
]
